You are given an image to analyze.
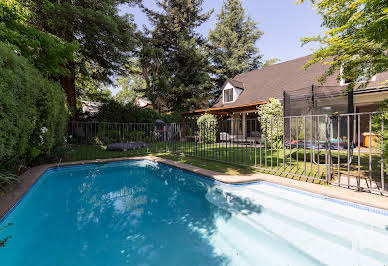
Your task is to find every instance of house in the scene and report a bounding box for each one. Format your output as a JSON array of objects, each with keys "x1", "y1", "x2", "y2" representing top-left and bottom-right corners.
[
  {"x1": 134, "y1": 96, "x2": 153, "y2": 109},
  {"x1": 182, "y1": 55, "x2": 388, "y2": 140}
]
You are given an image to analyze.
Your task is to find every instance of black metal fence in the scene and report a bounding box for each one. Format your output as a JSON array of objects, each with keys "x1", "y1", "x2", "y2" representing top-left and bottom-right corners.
[{"x1": 65, "y1": 112, "x2": 387, "y2": 196}]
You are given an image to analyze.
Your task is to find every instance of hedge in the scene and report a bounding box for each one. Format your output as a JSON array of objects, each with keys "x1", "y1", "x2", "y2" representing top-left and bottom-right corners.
[{"x1": 0, "y1": 42, "x2": 68, "y2": 170}]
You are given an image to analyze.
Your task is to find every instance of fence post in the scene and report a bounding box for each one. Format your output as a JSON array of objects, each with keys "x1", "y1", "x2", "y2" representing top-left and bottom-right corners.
[{"x1": 325, "y1": 115, "x2": 331, "y2": 184}]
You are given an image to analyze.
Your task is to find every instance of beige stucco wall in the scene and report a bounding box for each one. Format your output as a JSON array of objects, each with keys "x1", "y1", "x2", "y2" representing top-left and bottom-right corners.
[{"x1": 354, "y1": 90, "x2": 388, "y2": 105}]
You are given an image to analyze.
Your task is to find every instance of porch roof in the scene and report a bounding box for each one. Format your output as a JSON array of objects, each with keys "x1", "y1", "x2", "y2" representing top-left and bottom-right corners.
[{"x1": 182, "y1": 101, "x2": 268, "y2": 116}]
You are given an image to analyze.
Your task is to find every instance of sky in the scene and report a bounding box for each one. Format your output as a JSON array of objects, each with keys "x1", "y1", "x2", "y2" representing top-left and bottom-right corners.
[{"x1": 120, "y1": 0, "x2": 326, "y2": 63}]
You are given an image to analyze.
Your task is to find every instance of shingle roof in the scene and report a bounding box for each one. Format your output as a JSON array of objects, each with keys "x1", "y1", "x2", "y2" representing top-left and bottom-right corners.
[
  {"x1": 228, "y1": 79, "x2": 244, "y2": 90},
  {"x1": 212, "y1": 55, "x2": 388, "y2": 108}
]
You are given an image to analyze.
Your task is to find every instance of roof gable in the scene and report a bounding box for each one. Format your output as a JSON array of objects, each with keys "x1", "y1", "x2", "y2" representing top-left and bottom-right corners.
[
  {"x1": 213, "y1": 55, "x2": 388, "y2": 109},
  {"x1": 213, "y1": 55, "x2": 338, "y2": 108}
]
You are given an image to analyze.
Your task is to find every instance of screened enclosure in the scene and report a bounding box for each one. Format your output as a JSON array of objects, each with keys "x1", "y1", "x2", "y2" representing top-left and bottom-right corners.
[{"x1": 283, "y1": 85, "x2": 355, "y2": 143}]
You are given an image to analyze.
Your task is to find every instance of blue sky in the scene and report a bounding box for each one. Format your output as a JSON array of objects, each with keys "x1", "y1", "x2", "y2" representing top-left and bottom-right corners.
[{"x1": 120, "y1": 0, "x2": 326, "y2": 63}]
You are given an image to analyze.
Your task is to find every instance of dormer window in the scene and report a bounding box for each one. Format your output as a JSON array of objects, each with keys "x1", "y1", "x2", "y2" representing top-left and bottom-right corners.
[
  {"x1": 224, "y1": 88, "x2": 233, "y2": 102},
  {"x1": 221, "y1": 80, "x2": 244, "y2": 104}
]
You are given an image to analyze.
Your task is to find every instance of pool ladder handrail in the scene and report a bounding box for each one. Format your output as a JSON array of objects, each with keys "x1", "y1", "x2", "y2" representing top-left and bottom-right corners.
[{"x1": 56, "y1": 158, "x2": 62, "y2": 168}]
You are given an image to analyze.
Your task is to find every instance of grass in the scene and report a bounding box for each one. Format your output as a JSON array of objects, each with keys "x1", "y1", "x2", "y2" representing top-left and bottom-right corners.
[
  {"x1": 62, "y1": 141, "x2": 385, "y2": 185},
  {"x1": 156, "y1": 152, "x2": 256, "y2": 175},
  {"x1": 0, "y1": 172, "x2": 18, "y2": 190},
  {"x1": 62, "y1": 142, "x2": 334, "y2": 184},
  {"x1": 62, "y1": 144, "x2": 255, "y2": 175}
]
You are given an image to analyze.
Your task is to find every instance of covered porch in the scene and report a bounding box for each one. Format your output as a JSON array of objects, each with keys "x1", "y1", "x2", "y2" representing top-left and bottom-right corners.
[{"x1": 182, "y1": 101, "x2": 268, "y2": 142}]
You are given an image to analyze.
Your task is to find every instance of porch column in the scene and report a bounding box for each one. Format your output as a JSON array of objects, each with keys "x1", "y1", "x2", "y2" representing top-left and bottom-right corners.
[
  {"x1": 242, "y1": 113, "x2": 247, "y2": 138},
  {"x1": 231, "y1": 113, "x2": 236, "y2": 135}
]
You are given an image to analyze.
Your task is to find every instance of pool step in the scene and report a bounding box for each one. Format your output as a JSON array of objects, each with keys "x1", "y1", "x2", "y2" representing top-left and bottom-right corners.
[{"x1": 206, "y1": 185, "x2": 388, "y2": 265}]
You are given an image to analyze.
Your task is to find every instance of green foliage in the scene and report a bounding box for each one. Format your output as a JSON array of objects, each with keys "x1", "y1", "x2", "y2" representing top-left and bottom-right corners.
[
  {"x1": 372, "y1": 99, "x2": 388, "y2": 173},
  {"x1": 0, "y1": 171, "x2": 18, "y2": 190},
  {"x1": 25, "y1": 0, "x2": 139, "y2": 112},
  {"x1": 81, "y1": 98, "x2": 180, "y2": 124},
  {"x1": 197, "y1": 113, "x2": 218, "y2": 143},
  {"x1": 31, "y1": 0, "x2": 139, "y2": 83},
  {"x1": 257, "y1": 98, "x2": 283, "y2": 143},
  {"x1": 300, "y1": 0, "x2": 388, "y2": 88},
  {"x1": 0, "y1": 42, "x2": 68, "y2": 169},
  {"x1": 262, "y1": 58, "x2": 280, "y2": 68},
  {"x1": 139, "y1": 0, "x2": 214, "y2": 112},
  {"x1": 95, "y1": 129, "x2": 153, "y2": 146},
  {"x1": 115, "y1": 74, "x2": 146, "y2": 104},
  {"x1": 208, "y1": 0, "x2": 263, "y2": 96},
  {"x1": 0, "y1": 1, "x2": 77, "y2": 78}
]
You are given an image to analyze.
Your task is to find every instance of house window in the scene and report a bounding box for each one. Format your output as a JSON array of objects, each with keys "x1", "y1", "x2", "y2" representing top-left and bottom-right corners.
[{"x1": 224, "y1": 89, "x2": 233, "y2": 102}]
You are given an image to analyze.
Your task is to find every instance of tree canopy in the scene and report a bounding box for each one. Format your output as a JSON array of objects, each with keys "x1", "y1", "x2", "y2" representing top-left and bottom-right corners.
[
  {"x1": 28, "y1": 0, "x2": 139, "y2": 112},
  {"x1": 0, "y1": 1, "x2": 77, "y2": 78},
  {"x1": 300, "y1": 0, "x2": 388, "y2": 88},
  {"x1": 208, "y1": 0, "x2": 263, "y2": 96},
  {"x1": 138, "y1": 0, "x2": 214, "y2": 112}
]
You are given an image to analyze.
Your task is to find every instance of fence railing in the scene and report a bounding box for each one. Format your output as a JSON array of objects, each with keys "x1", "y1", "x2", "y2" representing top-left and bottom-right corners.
[{"x1": 65, "y1": 111, "x2": 388, "y2": 196}]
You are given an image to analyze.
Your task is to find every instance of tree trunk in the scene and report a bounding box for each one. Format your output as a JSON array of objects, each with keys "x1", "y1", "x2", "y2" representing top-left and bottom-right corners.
[{"x1": 60, "y1": 76, "x2": 76, "y2": 119}]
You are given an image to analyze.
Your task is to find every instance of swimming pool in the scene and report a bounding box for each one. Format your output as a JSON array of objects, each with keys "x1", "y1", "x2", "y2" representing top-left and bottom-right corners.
[{"x1": 1, "y1": 160, "x2": 388, "y2": 265}]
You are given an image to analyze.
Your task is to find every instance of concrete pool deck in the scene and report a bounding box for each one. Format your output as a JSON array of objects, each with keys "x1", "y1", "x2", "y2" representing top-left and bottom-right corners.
[{"x1": 1, "y1": 155, "x2": 388, "y2": 220}]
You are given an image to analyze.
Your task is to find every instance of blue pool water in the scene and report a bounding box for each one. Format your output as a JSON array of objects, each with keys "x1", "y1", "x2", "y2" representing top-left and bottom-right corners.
[{"x1": 1, "y1": 160, "x2": 388, "y2": 265}]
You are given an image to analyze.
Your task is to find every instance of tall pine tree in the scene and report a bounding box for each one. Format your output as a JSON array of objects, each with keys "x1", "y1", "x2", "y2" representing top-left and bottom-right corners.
[
  {"x1": 209, "y1": 0, "x2": 263, "y2": 97},
  {"x1": 139, "y1": 0, "x2": 214, "y2": 112}
]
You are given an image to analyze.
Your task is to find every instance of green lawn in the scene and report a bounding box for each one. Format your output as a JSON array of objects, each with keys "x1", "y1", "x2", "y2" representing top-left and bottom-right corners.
[
  {"x1": 62, "y1": 142, "x2": 326, "y2": 183},
  {"x1": 62, "y1": 141, "x2": 385, "y2": 186}
]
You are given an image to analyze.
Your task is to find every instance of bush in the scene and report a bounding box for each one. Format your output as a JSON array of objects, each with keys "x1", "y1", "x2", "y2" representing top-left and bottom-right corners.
[
  {"x1": 81, "y1": 98, "x2": 181, "y2": 124},
  {"x1": 257, "y1": 98, "x2": 283, "y2": 144},
  {"x1": 372, "y1": 100, "x2": 388, "y2": 173},
  {"x1": 95, "y1": 128, "x2": 154, "y2": 146},
  {"x1": 197, "y1": 113, "x2": 218, "y2": 143},
  {"x1": 0, "y1": 42, "x2": 68, "y2": 170}
]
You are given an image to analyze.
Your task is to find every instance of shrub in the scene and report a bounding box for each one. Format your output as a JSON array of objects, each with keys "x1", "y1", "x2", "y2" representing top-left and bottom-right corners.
[
  {"x1": 95, "y1": 128, "x2": 154, "y2": 145},
  {"x1": 82, "y1": 98, "x2": 181, "y2": 124},
  {"x1": 372, "y1": 100, "x2": 388, "y2": 173},
  {"x1": 257, "y1": 98, "x2": 283, "y2": 144},
  {"x1": 0, "y1": 42, "x2": 68, "y2": 170},
  {"x1": 197, "y1": 113, "x2": 218, "y2": 143}
]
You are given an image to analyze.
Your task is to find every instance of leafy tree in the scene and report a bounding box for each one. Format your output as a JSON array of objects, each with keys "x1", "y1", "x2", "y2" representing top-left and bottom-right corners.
[
  {"x1": 139, "y1": 0, "x2": 214, "y2": 112},
  {"x1": 115, "y1": 75, "x2": 146, "y2": 104},
  {"x1": 115, "y1": 60, "x2": 147, "y2": 104},
  {"x1": 208, "y1": 0, "x2": 263, "y2": 96},
  {"x1": 0, "y1": 1, "x2": 77, "y2": 78},
  {"x1": 299, "y1": 0, "x2": 388, "y2": 88},
  {"x1": 76, "y1": 70, "x2": 112, "y2": 103},
  {"x1": 257, "y1": 98, "x2": 283, "y2": 144},
  {"x1": 29, "y1": 0, "x2": 139, "y2": 115}
]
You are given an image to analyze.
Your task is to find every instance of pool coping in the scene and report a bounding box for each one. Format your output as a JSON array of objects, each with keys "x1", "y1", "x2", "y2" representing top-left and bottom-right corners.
[{"x1": 1, "y1": 155, "x2": 388, "y2": 220}]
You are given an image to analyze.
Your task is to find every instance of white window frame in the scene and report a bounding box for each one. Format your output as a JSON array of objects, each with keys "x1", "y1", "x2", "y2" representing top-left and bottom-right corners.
[{"x1": 223, "y1": 88, "x2": 234, "y2": 103}]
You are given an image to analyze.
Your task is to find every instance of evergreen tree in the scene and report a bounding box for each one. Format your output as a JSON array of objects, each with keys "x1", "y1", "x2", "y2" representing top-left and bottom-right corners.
[
  {"x1": 208, "y1": 0, "x2": 263, "y2": 96},
  {"x1": 139, "y1": 0, "x2": 214, "y2": 112}
]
